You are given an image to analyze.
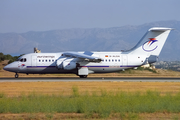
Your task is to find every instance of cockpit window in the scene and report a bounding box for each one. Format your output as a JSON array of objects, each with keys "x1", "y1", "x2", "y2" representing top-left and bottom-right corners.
[
  {"x1": 20, "y1": 58, "x2": 23, "y2": 62},
  {"x1": 19, "y1": 58, "x2": 27, "y2": 62}
]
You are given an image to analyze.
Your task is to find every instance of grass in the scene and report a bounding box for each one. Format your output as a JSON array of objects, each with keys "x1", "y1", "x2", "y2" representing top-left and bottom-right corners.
[
  {"x1": 1, "y1": 86, "x2": 180, "y2": 119},
  {"x1": 0, "y1": 92, "x2": 6, "y2": 98},
  {"x1": 0, "y1": 80, "x2": 180, "y2": 119},
  {"x1": 1, "y1": 81, "x2": 180, "y2": 97},
  {"x1": 121, "y1": 67, "x2": 157, "y2": 74}
]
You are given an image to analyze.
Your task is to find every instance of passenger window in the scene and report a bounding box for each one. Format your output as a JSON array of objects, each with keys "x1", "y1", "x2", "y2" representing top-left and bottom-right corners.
[
  {"x1": 112, "y1": 59, "x2": 114, "y2": 62},
  {"x1": 118, "y1": 59, "x2": 120, "y2": 62},
  {"x1": 109, "y1": 59, "x2": 110, "y2": 62},
  {"x1": 115, "y1": 59, "x2": 117, "y2": 62},
  {"x1": 46, "y1": 60, "x2": 47, "y2": 62},
  {"x1": 52, "y1": 60, "x2": 54, "y2": 62},
  {"x1": 42, "y1": 60, "x2": 44, "y2": 62},
  {"x1": 39, "y1": 60, "x2": 41, "y2": 62},
  {"x1": 49, "y1": 60, "x2": 51, "y2": 62}
]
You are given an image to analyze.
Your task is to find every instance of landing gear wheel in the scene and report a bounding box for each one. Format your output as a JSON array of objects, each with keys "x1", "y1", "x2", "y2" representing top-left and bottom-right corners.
[
  {"x1": 15, "y1": 73, "x2": 19, "y2": 78},
  {"x1": 79, "y1": 75, "x2": 87, "y2": 78}
]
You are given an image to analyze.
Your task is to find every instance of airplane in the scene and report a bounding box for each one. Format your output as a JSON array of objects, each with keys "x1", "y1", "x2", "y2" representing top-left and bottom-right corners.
[{"x1": 3, "y1": 27, "x2": 173, "y2": 78}]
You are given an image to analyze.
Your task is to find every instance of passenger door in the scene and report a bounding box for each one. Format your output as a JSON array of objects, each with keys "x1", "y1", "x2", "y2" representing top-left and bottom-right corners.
[
  {"x1": 122, "y1": 55, "x2": 128, "y2": 66},
  {"x1": 31, "y1": 56, "x2": 37, "y2": 66}
]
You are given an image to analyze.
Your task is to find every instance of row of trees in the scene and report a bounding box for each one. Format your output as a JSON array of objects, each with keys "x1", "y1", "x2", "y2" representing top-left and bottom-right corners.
[{"x1": 0, "y1": 53, "x2": 21, "y2": 64}]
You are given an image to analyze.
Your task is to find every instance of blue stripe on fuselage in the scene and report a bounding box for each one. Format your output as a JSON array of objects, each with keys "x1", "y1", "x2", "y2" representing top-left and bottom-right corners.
[
  {"x1": 26, "y1": 65, "x2": 138, "y2": 68},
  {"x1": 27, "y1": 66, "x2": 56, "y2": 68}
]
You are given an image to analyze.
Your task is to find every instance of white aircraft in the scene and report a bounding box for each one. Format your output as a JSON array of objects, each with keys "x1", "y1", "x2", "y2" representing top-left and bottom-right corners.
[{"x1": 3, "y1": 27, "x2": 173, "y2": 78}]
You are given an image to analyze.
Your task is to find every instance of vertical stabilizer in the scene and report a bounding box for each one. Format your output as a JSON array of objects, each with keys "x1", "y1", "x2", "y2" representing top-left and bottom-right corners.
[{"x1": 127, "y1": 27, "x2": 173, "y2": 57}]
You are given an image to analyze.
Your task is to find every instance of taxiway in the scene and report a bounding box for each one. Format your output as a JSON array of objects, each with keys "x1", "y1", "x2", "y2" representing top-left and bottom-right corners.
[{"x1": 0, "y1": 77, "x2": 180, "y2": 82}]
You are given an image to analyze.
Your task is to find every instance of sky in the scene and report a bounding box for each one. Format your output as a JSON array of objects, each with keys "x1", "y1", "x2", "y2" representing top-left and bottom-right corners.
[{"x1": 0, "y1": 0, "x2": 180, "y2": 33}]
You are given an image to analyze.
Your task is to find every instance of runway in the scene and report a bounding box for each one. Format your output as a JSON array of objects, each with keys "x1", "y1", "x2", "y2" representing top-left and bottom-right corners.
[{"x1": 0, "y1": 77, "x2": 180, "y2": 82}]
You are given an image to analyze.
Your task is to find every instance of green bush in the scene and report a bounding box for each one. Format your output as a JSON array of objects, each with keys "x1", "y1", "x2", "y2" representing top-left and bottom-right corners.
[
  {"x1": 0, "y1": 92, "x2": 5, "y2": 98},
  {"x1": 0, "y1": 52, "x2": 23, "y2": 64},
  {"x1": 72, "y1": 86, "x2": 79, "y2": 97}
]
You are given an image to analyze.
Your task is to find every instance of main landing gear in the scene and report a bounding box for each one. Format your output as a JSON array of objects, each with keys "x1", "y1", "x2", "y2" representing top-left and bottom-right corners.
[
  {"x1": 15, "y1": 73, "x2": 19, "y2": 78},
  {"x1": 79, "y1": 75, "x2": 87, "y2": 78}
]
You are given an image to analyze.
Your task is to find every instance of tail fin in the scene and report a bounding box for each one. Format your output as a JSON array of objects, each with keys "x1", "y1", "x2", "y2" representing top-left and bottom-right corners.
[{"x1": 127, "y1": 27, "x2": 173, "y2": 57}]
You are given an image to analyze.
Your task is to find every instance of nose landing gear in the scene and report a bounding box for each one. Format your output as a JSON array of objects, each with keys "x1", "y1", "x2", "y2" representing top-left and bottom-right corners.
[{"x1": 15, "y1": 73, "x2": 19, "y2": 78}]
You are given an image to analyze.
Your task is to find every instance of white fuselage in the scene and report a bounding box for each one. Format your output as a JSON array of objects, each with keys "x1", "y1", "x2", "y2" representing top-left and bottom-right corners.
[{"x1": 4, "y1": 52, "x2": 146, "y2": 74}]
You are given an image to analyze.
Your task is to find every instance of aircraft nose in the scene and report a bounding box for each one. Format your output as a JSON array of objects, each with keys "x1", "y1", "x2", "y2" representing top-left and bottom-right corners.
[
  {"x1": 3, "y1": 62, "x2": 18, "y2": 72},
  {"x1": 3, "y1": 64, "x2": 11, "y2": 71}
]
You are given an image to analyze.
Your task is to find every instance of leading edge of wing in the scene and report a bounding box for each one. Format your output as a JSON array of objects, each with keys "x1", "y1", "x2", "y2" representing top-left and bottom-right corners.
[{"x1": 63, "y1": 51, "x2": 102, "y2": 62}]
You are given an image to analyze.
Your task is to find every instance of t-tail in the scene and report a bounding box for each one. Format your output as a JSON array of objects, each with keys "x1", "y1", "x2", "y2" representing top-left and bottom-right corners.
[{"x1": 124, "y1": 27, "x2": 173, "y2": 64}]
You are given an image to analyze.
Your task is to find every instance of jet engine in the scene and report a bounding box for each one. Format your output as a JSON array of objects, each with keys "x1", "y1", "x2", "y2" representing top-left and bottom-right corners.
[
  {"x1": 62, "y1": 60, "x2": 76, "y2": 70},
  {"x1": 56, "y1": 58, "x2": 65, "y2": 69},
  {"x1": 56, "y1": 58, "x2": 76, "y2": 70}
]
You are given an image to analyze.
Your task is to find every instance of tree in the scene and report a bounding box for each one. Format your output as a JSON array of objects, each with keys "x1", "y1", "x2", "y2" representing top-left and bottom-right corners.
[
  {"x1": 0, "y1": 53, "x2": 23, "y2": 64},
  {"x1": 0, "y1": 52, "x2": 5, "y2": 62}
]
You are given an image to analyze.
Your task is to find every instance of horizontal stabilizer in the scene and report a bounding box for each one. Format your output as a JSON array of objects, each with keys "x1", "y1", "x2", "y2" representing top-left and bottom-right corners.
[{"x1": 149, "y1": 27, "x2": 174, "y2": 32}]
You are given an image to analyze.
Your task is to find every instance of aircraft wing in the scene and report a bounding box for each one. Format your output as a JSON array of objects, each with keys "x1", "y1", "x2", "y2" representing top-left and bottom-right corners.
[{"x1": 63, "y1": 51, "x2": 102, "y2": 62}]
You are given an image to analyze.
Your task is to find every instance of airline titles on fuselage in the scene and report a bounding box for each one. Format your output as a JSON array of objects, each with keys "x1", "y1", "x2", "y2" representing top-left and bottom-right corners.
[{"x1": 37, "y1": 56, "x2": 55, "y2": 58}]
